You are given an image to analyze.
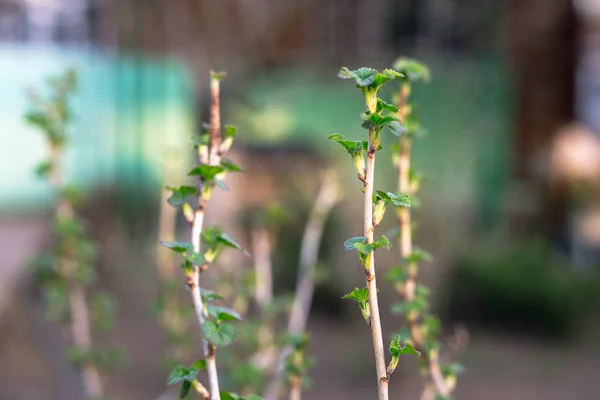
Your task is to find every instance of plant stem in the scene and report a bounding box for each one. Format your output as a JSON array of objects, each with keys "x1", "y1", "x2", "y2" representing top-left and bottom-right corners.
[
  {"x1": 50, "y1": 146, "x2": 103, "y2": 399},
  {"x1": 396, "y1": 105, "x2": 449, "y2": 398},
  {"x1": 68, "y1": 283, "x2": 104, "y2": 398},
  {"x1": 263, "y1": 170, "x2": 340, "y2": 400},
  {"x1": 364, "y1": 140, "x2": 389, "y2": 400},
  {"x1": 289, "y1": 375, "x2": 302, "y2": 400}
]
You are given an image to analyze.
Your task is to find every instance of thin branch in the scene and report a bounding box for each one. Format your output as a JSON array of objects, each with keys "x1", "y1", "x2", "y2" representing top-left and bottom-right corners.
[
  {"x1": 395, "y1": 82, "x2": 450, "y2": 399},
  {"x1": 186, "y1": 73, "x2": 229, "y2": 400},
  {"x1": 49, "y1": 145, "x2": 103, "y2": 399},
  {"x1": 263, "y1": 169, "x2": 341, "y2": 400},
  {"x1": 364, "y1": 139, "x2": 389, "y2": 400}
]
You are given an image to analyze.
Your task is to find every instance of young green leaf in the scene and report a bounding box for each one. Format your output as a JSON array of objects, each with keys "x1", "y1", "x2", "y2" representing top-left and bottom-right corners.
[
  {"x1": 327, "y1": 133, "x2": 364, "y2": 155},
  {"x1": 393, "y1": 58, "x2": 431, "y2": 82},
  {"x1": 201, "y1": 321, "x2": 237, "y2": 347},
  {"x1": 217, "y1": 232, "x2": 250, "y2": 256},
  {"x1": 342, "y1": 287, "x2": 370, "y2": 306},
  {"x1": 376, "y1": 191, "x2": 411, "y2": 208},
  {"x1": 180, "y1": 380, "x2": 191, "y2": 398},
  {"x1": 167, "y1": 365, "x2": 199, "y2": 385},
  {"x1": 160, "y1": 241, "x2": 194, "y2": 254},
  {"x1": 166, "y1": 186, "x2": 197, "y2": 207},
  {"x1": 385, "y1": 266, "x2": 406, "y2": 283},
  {"x1": 373, "y1": 235, "x2": 392, "y2": 250},
  {"x1": 188, "y1": 165, "x2": 225, "y2": 181},
  {"x1": 200, "y1": 288, "x2": 224, "y2": 301},
  {"x1": 404, "y1": 248, "x2": 433, "y2": 264},
  {"x1": 207, "y1": 304, "x2": 243, "y2": 321},
  {"x1": 389, "y1": 335, "x2": 420, "y2": 357},
  {"x1": 371, "y1": 69, "x2": 404, "y2": 89},
  {"x1": 343, "y1": 237, "x2": 367, "y2": 251},
  {"x1": 391, "y1": 298, "x2": 426, "y2": 315},
  {"x1": 35, "y1": 160, "x2": 53, "y2": 178},
  {"x1": 223, "y1": 125, "x2": 238, "y2": 138},
  {"x1": 185, "y1": 252, "x2": 205, "y2": 266},
  {"x1": 221, "y1": 158, "x2": 243, "y2": 172},
  {"x1": 338, "y1": 67, "x2": 378, "y2": 87},
  {"x1": 192, "y1": 359, "x2": 207, "y2": 371},
  {"x1": 377, "y1": 98, "x2": 399, "y2": 113}
]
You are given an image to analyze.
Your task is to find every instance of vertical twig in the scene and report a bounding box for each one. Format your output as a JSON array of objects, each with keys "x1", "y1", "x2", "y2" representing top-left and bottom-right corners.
[
  {"x1": 264, "y1": 169, "x2": 341, "y2": 400},
  {"x1": 364, "y1": 131, "x2": 389, "y2": 400},
  {"x1": 393, "y1": 64, "x2": 453, "y2": 399},
  {"x1": 49, "y1": 144, "x2": 104, "y2": 399}
]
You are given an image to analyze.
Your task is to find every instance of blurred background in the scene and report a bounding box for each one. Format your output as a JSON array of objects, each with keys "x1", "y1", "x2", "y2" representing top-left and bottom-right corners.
[{"x1": 2, "y1": 0, "x2": 600, "y2": 399}]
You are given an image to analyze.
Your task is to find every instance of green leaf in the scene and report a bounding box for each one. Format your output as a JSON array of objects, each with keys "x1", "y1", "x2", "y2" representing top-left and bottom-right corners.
[
  {"x1": 207, "y1": 304, "x2": 243, "y2": 321},
  {"x1": 354, "y1": 242, "x2": 374, "y2": 255},
  {"x1": 371, "y1": 69, "x2": 404, "y2": 88},
  {"x1": 343, "y1": 237, "x2": 367, "y2": 251},
  {"x1": 391, "y1": 298, "x2": 427, "y2": 315},
  {"x1": 200, "y1": 288, "x2": 224, "y2": 301},
  {"x1": 389, "y1": 335, "x2": 421, "y2": 357},
  {"x1": 386, "y1": 266, "x2": 406, "y2": 283},
  {"x1": 404, "y1": 118, "x2": 428, "y2": 139},
  {"x1": 35, "y1": 160, "x2": 53, "y2": 178},
  {"x1": 441, "y1": 363, "x2": 465, "y2": 377},
  {"x1": 192, "y1": 359, "x2": 207, "y2": 371},
  {"x1": 362, "y1": 113, "x2": 404, "y2": 136},
  {"x1": 217, "y1": 232, "x2": 250, "y2": 256},
  {"x1": 167, "y1": 365, "x2": 199, "y2": 385},
  {"x1": 405, "y1": 248, "x2": 433, "y2": 264},
  {"x1": 244, "y1": 396, "x2": 264, "y2": 400},
  {"x1": 342, "y1": 287, "x2": 369, "y2": 308},
  {"x1": 327, "y1": 133, "x2": 364, "y2": 155},
  {"x1": 179, "y1": 380, "x2": 191, "y2": 398},
  {"x1": 224, "y1": 125, "x2": 238, "y2": 138},
  {"x1": 160, "y1": 241, "x2": 194, "y2": 254},
  {"x1": 188, "y1": 165, "x2": 225, "y2": 181},
  {"x1": 202, "y1": 227, "x2": 222, "y2": 247},
  {"x1": 282, "y1": 333, "x2": 310, "y2": 350},
  {"x1": 376, "y1": 191, "x2": 411, "y2": 208},
  {"x1": 166, "y1": 186, "x2": 197, "y2": 207},
  {"x1": 221, "y1": 158, "x2": 243, "y2": 172},
  {"x1": 377, "y1": 98, "x2": 399, "y2": 113},
  {"x1": 373, "y1": 235, "x2": 392, "y2": 250},
  {"x1": 338, "y1": 67, "x2": 378, "y2": 87},
  {"x1": 201, "y1": 321, "x2": 237, "y2": 347},
  {"x1": 393, "y1": 58, "x2": 431, "y2": 82},
  {"x1": 186, "y1": 252, "x2": 205, "y2": 266}
]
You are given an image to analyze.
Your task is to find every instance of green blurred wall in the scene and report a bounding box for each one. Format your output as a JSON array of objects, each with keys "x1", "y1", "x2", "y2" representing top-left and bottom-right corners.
[{"x1": 0, "y1": 45, "x2": 195, "y2": 211}]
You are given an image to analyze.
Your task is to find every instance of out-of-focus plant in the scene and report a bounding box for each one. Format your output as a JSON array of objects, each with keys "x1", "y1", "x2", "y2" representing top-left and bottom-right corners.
[
  {"x1": 263, "y1": 169, "x2": 341, "y2": 400},
  {"x1": 329, "y1": 67, "x2": 419, "y2": 400},
  {"x1": 160, "y1": 71, "x2": 258, "y2": 400},
  {"x1": 387, "y1": 58, "x2": 464, "y2": 400},
  {"x1": 26, "y1": 69, "x2": 122, "y2": 399}
]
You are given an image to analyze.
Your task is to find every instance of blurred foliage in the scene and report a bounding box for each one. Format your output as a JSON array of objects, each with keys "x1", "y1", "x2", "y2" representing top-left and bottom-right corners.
[{"x1": 441, "y1": 236, "x2": 600, "y2": 339}]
